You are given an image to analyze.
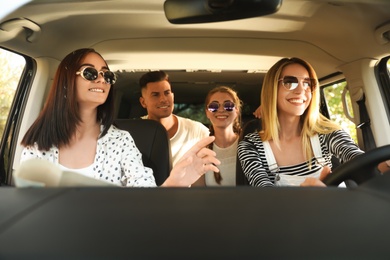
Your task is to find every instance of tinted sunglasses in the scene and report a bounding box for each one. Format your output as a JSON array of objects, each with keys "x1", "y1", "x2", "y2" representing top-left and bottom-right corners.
[
  {"x1": 76, "y1": 67, "x2": 117, "y2": 85},
  {"x1": 207, "y1": 101, "x2": 235, "y2": 112},
  {"x1": 278, "y1": 76, "x2": 316, "y2": 92}
]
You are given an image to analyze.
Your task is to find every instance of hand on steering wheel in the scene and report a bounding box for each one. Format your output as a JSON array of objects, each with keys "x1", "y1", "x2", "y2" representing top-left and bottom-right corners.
[{"x1": 322, "y1": 145, "x2": 390, "y2": 186}]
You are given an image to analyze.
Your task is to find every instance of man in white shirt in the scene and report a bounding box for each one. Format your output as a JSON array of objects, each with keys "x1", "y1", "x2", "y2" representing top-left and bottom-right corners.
[{"x1": 139, "y1": 70, "x2": 210, "y2": 167}]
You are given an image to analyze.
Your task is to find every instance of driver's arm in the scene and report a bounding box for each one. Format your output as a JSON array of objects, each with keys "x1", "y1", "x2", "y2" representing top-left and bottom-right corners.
[
  {"x1": 301, "y1": 161, "x2": 390, "y2": 187},
  {"x1": 378, "y1": 160, "x2": 390, "y2": 174}
]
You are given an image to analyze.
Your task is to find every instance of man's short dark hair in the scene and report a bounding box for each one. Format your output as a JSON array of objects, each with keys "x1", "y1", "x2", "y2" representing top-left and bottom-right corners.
[{"x1": 139, "y1": 70, "x2": 169, "y2": 90}]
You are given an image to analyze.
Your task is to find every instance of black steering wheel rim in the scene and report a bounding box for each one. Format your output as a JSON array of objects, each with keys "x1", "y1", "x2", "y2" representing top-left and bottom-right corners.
[{"x1": 322, "y1": 145, "x2": 390, "y2": 186}]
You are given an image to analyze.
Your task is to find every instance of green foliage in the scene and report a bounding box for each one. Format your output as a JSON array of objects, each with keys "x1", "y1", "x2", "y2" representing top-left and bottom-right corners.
[
  {"x1": 323, "y1": 81, "x2": 357, "y2": 143},
  {"x1": 175, "y1": 103, "x2": 209, "y2": 125},
  {"x1": 0, "y1": 49, "x2": 25, "y2": 139}
]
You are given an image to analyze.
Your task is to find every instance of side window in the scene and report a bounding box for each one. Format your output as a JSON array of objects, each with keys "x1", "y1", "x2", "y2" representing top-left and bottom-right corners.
[
  {"x1": 377, "y1": 56, "x2": 390, "y2": 121},
  {"x1": 0, "y1": 48, "x2": 26, "y2": 139},
  {"x1": 0, "y1": 48, "x2": 26, "y2": 185},
  {"x1": 387, "y1": 58, "x2": 390, "y2": 114},
  {"x1": 322, "y1": 80, "x2": 358, "y2": 143}
]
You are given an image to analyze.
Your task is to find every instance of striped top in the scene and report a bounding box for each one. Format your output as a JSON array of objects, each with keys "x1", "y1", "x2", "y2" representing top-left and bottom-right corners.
[{"x1": 237, "y1": 129, "x2": 364, "y2": 187}]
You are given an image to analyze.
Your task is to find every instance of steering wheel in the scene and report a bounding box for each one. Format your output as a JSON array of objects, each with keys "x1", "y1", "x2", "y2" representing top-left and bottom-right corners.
[{"x1": 322, "y1": 145, "x2": 390, "y2": 186}]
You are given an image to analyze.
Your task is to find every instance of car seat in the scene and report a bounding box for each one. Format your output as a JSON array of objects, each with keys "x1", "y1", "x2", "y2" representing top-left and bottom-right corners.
[
  {"x1": 114, "y1": 119, "x2": 172, "y2": 186},
  {"x1": 236, "y1": 118, "x2": 262, "y2": 185}
]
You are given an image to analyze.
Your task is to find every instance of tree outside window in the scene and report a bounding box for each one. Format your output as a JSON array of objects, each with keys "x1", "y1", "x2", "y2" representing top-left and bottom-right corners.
[{"x1": 0, "y1": 48, "x2": 25, "y2": 139}]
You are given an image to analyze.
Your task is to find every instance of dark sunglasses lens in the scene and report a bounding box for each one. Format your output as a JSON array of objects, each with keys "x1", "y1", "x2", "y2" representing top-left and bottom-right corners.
[
  {"x1": 207, "y1": 102, "x2": 219, "y2": 112},
  {"x1": 283, "y1": 76, "x2": 299, "y2": 90},
  {"x1": 283, "y1": 76, "x2": 298, "y2": 84},
  {"x1": 224, "y1": 101, "x2": 235, "y2": 111},
  {"x1": 103, "y1": 71, "x2": 116, "y2": 84},
  {"x1": 83, "y1": 67, "x2": 98, "y2": 81}
]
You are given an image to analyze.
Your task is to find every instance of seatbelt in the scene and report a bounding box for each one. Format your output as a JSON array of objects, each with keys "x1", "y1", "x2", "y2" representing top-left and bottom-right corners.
[{"x1": 356, "y1": 94, "x2": 376, "y2": 151}]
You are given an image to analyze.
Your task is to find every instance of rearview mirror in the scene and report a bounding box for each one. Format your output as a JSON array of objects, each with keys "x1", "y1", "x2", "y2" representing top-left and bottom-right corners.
[{"x1": 164, "y1": 0, "x2": 282, "y2": 24}]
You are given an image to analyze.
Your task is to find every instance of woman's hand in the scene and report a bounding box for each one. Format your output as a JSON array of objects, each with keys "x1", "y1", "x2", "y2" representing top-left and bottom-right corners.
[
  {"x1": 300, "y1": 166, "x2": 331, "y2": 187},
  {"x1": 253, "y1": 105, "x2": 262, "y2": 119},
  {"x1": 161, "y1": 136, "x2": 221, "y2": 187},
  {"x1": 378, "y1": 160, "x2": 390, "y2": 174}
]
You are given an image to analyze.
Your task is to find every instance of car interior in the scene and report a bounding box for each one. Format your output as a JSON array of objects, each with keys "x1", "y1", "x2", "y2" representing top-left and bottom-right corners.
[{"x1": 1, "y1": 0, "x2": 390, "y2": 258}]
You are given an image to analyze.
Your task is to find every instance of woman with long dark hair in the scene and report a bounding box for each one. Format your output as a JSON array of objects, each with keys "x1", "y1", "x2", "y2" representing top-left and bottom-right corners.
[{"x1": 20, "y1": 48, "x2": 220, "y2": 187}]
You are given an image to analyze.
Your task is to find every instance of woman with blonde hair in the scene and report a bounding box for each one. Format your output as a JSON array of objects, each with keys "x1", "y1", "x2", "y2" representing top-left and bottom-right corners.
[{"x1": 238, "y1": 57, "x2": 367, "y2": 187}]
